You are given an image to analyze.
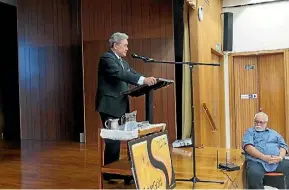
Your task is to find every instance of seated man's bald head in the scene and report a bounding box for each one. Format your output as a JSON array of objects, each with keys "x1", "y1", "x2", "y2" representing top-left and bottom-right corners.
[{"x1": 254, "y1": 112, "x2": 268, "y2": 122}]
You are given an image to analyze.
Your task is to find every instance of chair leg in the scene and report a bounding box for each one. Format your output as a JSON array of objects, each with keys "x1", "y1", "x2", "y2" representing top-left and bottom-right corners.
[
  {"x1": 127, "y1": 141, "x2": 130, "y2": 160},
  {"x1": 284, "y1": 175, "x2": 287, "y2": 189},
  {"x1": 98, "y1": 128, "x2": 104, "y2": 189},
  {"x1": 98, "y1": 172, "x2": 103, "y2": 189}
]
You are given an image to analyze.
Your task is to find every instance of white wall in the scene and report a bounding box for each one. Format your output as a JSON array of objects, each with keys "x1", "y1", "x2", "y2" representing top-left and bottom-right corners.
[
  {"x1": 223, "y1": 0, "x2": 280, "y2": 7},
  {"x1": 223, "y1": 0, "x2": 289, "y2": 52}
]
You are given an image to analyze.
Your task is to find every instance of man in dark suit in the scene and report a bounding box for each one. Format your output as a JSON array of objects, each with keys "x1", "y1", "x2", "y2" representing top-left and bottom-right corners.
[{"x1": 95, "y1": 32, "x2": 157, "y2": 182}]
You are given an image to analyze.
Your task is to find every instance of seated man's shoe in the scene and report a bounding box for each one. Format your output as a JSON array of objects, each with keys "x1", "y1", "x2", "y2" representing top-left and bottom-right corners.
[
  {"x1": 124, "y1": 176, "x2": 135, "y2": 185},
  {"x1": 104, "y1": 174, "x2": 124, "y2": 180},
  {"x1": 103, "y1": 173, "x2": 112, "y2": 181},
  {"x1": 103, "y1": 174, "x2": 118, "y2": 184}
]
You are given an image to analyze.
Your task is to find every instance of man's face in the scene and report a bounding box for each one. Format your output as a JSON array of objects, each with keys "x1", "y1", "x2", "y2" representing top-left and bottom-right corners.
[
  {"x1": 113, "y1": 39, "x2": 128, "y2": 57},
  {"x1": 254, "y1": 115, "x2": 267, "y2": 129}
]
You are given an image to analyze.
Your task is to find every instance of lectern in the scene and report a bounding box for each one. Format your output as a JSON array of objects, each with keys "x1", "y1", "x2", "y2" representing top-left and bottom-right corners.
[{"x1": 121, "y1": 78, "x2": 174, "y2": 123}]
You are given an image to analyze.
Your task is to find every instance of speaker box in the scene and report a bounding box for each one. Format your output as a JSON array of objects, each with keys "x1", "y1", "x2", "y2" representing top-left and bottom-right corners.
[{"x1": 223, "y1": 12, "x2": 233, "y2": 51}]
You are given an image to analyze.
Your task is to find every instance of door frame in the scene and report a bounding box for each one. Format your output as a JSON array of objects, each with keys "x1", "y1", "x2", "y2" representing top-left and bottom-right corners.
[{"x1": 229, "y1": 49, "x2": 289, "y2": 148}]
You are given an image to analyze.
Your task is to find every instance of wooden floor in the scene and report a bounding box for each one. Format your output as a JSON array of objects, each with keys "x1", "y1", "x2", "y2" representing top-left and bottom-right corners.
[{"x1": 0, "y1": 140, "x2": 245, "y2": 189}]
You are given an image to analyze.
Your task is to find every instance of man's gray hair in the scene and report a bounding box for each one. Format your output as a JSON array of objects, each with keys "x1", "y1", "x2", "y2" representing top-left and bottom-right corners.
[
  {"x1": 109, "y1": 32, "x2": 129, "y2": 48},
  {"x1": 254, "y1": 112, "x2": 269, "y2": 122}
]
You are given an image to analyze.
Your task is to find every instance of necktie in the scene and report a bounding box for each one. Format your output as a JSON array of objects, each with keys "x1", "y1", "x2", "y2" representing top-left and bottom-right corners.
[{"x1": 119, "y1": 58, "x2": 124, "y2": 70}]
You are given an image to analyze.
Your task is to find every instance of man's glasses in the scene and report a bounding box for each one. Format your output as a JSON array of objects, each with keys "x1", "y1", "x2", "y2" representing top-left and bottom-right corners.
[{"x1": 254, "y1": 120, "x2": 267, "y2": 125}]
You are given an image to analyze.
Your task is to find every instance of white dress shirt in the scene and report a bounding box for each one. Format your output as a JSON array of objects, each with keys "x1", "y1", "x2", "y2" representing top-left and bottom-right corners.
[{"x1": 113, "y1": 51, "x2": 144, "y2": 85}]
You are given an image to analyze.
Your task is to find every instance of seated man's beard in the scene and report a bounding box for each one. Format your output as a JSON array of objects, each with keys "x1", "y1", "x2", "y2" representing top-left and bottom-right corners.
[{"x1": 255, "y1": 126, "x2": 265, "y2": 132}]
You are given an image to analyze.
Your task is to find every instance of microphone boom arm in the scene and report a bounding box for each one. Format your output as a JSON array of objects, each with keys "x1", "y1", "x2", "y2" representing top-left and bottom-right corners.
[
  {"x1": 145, "y1": 59, "x2": 220, "y2": 67},
  {"x1": 131, "y1": 54, "x2": 220, "y2": 66}
]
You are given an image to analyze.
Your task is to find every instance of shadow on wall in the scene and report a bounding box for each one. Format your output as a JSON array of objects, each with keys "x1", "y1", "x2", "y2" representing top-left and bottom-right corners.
[{"x1": 0, "y1": 2, "x2": 20, "y2": 140}]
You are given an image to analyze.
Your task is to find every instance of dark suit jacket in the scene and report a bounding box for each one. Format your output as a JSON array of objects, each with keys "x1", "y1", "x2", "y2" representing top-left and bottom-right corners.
[{"x1": 95, "y1": 50, "x2": 141, "y2": 117}]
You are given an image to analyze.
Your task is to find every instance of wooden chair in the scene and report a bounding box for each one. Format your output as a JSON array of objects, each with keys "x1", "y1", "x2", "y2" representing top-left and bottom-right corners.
[
  {"x1": 97, "y1": 125, "x2": 165, "y2": 188},
  {"x1": 263, "y1": 172, "x2": 287, "y2": 189},
  {"x1": 97, "y1": 128, "x2": 132, "y2": 189}
]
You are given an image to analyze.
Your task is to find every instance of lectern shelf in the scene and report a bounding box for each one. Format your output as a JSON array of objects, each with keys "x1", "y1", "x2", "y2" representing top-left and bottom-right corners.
[{"x1": 121, "y1": 78, "x2": 174, "y2": 123}]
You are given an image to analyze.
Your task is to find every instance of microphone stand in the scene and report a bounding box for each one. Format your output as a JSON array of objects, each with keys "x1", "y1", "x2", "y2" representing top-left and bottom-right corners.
[{"x1": 138, "y1": 58, "x2": 224, "y2": 188}]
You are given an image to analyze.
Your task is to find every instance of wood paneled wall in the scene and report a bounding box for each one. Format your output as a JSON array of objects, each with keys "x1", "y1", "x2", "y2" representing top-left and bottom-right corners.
[
  {"x1": 17, "y1": 0, "x2": 84, "y2": 140},
  {"x1": 188, "y1": 0, "x2": 225, "y2": 147},
  {"x1": 82, "y1": 0, "x2": 176, "y2": 143}
]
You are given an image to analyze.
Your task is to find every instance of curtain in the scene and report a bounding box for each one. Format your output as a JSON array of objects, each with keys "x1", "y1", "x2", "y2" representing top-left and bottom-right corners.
[{"x1": 181, "y1": 3, "x2": 192, "y2": 139}]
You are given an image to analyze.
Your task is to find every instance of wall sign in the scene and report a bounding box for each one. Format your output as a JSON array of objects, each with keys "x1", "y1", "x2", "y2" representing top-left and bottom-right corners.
[
  {"x1": 241, "y1": 94, "x2": 258, "y2": 99},
  {"x1": 244, "y1": 65, "x2": 255, "y2": 70}
]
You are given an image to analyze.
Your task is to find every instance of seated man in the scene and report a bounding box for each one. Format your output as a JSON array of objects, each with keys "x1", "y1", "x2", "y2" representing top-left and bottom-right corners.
[{"x1": 242, "y1": 112, "x2": 289, "y2": 189}]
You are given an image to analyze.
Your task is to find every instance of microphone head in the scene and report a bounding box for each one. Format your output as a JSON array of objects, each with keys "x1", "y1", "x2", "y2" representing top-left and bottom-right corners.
[
  {"x1": 131, "y1": 53, "x2": 154, "y2": 62},
  {"x1": 145, "y1": 58, "x2": 154, "y2": 62},
  {"x1": 131, "y1": 53, "x2": 138, "y2": 58}
]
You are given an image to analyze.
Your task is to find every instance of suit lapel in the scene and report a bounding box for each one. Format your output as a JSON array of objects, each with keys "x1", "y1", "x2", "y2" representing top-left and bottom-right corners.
[
  {"x1": 108, "y1": 50, "x2": 124, "y2": 70},
  {"x1": 122, "y1": 59, "x2": 129, "y2": 71}
]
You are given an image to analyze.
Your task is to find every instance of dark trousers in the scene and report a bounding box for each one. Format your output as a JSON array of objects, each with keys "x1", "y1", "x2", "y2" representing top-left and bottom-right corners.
[
  {"x1": 99, "y1": 112, "x2": 121, "y2": 165},
  {"x1": 246, "y1": 159, "x2": 289, "y2": 189}
]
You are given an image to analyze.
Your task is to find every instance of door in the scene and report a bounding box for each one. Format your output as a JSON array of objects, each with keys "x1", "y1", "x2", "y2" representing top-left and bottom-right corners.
[{"x1": 232, "y1": 53, "x2": 286, "y2": 148}]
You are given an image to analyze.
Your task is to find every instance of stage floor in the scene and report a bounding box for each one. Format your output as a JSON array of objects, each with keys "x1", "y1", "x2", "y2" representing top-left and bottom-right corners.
[{"x1": 0, "y1": 140, "x2": 245, "y2": 189}]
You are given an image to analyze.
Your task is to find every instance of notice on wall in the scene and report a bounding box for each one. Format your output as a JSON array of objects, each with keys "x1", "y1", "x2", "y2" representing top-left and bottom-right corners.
[
  {"x1": 244, "y1": 65, "x2": 255, "y2": 70},
  {"x1": 241, "y1": 94, "x2": 258, "y2": 99},
  {"x1": 128, "y1": 131, "x2": 176, "y2": 189}
]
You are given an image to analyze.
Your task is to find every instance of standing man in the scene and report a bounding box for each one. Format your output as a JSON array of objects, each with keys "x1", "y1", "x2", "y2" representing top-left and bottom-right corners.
[
  {"x1": 95, "y1": 32, "x2": 157, "y2": 181},
  {"x1": 243, "y1": 112, "x2": 289, "y2": 189}
]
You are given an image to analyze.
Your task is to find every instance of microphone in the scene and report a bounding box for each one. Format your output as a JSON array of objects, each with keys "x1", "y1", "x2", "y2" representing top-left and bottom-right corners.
[{"x1": 131, "y1": 53, "x2": 154, "y2": 62}]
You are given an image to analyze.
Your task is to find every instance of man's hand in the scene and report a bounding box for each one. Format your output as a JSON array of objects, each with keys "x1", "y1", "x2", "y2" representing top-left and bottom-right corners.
[
  {"x1": 260, "y1": 154, "x2": 273, "y2": 163},
  {"x1": 144, "y1": 77, "x2": 157, "y2": 86},
  {"x1": 261, "y1": 155, "x2": 282, "y2": 164},
  {"x1": 268, "y1": 156, "x2": 283, "y2": 164}
]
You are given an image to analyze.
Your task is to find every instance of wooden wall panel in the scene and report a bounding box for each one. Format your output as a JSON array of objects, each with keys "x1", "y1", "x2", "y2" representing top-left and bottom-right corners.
[
  {"x1": 82, "y1": 0, "x2": 176, "y2": 143},
  {"x1": 17, "y1": 0, "x2": 84, "y2": 140},
  {"x1": 233, "y1": 56, "x2": 258, "y2": 148},
  {"x1": 188, "y1": 0, "x2": 224, "y2": 147},
  {"x1": 199, "y1": 51, "x2": 225, "y2": 148}
]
